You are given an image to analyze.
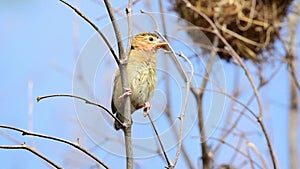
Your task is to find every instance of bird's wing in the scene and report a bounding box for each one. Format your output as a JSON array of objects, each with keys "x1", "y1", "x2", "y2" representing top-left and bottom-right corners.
[
  {"x1": 111, "y1": 71, "x2": 120, "y2": 114},
  {"x1": 111, "y1": 97, "x2": 117, "y2": 114}
]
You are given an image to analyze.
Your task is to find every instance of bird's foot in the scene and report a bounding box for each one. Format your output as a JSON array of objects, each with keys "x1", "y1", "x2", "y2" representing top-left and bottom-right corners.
[
  {"x1": 118, "y1": 87, "x2": 132, "y2": 99},
  {"x1": 143, "y1": 102, "x2": 151, "y2": 117}
]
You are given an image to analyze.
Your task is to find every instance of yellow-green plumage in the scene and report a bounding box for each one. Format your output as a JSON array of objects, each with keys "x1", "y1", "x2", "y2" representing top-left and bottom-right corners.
[{"x1": 111, "y1": 32, "x2": 167, "y2": 130}]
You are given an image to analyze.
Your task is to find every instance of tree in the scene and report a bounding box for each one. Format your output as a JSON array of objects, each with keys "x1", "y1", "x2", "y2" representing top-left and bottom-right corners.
[{"x1": 0, "y1": 0, "x2": 298, "y2": 168}]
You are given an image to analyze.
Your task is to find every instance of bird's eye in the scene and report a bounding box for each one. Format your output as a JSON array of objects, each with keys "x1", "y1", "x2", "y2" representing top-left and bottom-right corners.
[{"x1": 148, "y1": 37, "x2": 154, "y2": 41}]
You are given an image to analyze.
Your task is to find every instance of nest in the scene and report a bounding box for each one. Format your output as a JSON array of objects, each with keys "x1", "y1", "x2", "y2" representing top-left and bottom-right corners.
[{"x1": 174, "y1": 0, "x2": 292, "y2": 62}]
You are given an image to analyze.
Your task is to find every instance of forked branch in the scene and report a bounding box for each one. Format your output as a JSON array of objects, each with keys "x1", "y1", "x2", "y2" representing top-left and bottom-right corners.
[{"x1": 0, "y1": 124, "x2": 109, "y2": 169}]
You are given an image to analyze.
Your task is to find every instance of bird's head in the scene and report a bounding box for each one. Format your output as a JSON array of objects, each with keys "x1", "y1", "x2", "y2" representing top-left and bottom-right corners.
[{"x1": 130, "y1": 32, "x2": 168, "y2": 52}]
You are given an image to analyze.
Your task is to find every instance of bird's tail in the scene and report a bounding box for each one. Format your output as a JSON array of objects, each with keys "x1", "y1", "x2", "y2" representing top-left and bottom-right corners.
[{"x1": 114, "y1": 113, "x2": 123, "y2": 130}]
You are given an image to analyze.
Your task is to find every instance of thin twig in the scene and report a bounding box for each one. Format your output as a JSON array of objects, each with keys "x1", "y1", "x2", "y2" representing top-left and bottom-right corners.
[
  {"x1": 182, "y1": 1, "x2": 277, "y2": 168},
  {"x1": 246, "y1": 145, "x2": 256, "y2": 169},
  {"x1": 212, "y1": 63, "x2": 283, "y2": 157},
  {"x1": 200, "y1": 88, "x2": 257, "y2": 118},
  {"x1": 157, "y1": 2, "x2": 195, "y2": 168},
  {"x1": 0, "y1": 125, "x2": 109, "y2": 169},
  {"x1": 172, "y1": 52, "x2": 194, "y2": 167},
  {"x1": 247, "y1": 142, "x2": 268, "y2": 169},
  {"x1": 209, "y1": 137, "x2": 263, "y2": 169},
  {"x1": 97, "y1": 0, "x2": 141, "y2": 19},
  {"x1": 229, "y1": 135, "x2": 244, "y2": 164},
  {"x1": 103, "y1": 0, "x2": 125, "y2": 61},
  {"x1": 37, "y1": 94, "x2": 124, "y2": 128},
  {"x1": 140, "y1": 10, "x2": 187, "y2": 82},
  {"x1": 125, "y1": 0, "x2": 133, "y2": 57},
  {"x1": 140, "y1": 10, "x2": 159, "y2": 31},
  {"x1": 157, "y1": 33, "x2": 193, "y2": 168},
  {"x1": 58, "y1": 0, "x2": 119, "y2": 65},
  {"x1": 158, "y1": 0, "x2": 167, "y2": 38},
  {"x1": 157, "y1": 35, "x2": 188, "y2": 82},
  {"x1": 181, "y1": 0, "x2": 263, "y2": 116},
  {"x1": 140, "y1": 11, "x2": 194, "y2": 168},
  {"x1": 0, "y1": 143, "x2": 62, "y2": 169},
  {"x1": 146, "y1": 113, "x2": 171, "y2": 167}
]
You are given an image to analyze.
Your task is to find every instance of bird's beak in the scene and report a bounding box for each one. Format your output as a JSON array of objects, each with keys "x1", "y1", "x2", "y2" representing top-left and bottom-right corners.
[{"x1": 154, "y1": 41, "x2": 168, "y2": 49}]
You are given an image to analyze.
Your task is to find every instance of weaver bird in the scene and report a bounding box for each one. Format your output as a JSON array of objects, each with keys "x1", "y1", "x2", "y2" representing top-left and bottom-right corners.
[{"x1": 111, "y1": 32, "x2": 168, "y2": 130}]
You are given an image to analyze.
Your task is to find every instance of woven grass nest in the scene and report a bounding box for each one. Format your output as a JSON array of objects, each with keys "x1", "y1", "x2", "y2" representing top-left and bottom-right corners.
[{"x1": 175, "y1": 0, "x2": 292, "y2": 62}]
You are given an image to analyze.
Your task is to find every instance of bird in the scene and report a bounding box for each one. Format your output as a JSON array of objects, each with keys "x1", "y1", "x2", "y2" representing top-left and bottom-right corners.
[{"x1": 111, "y1": 32, "x2": 168, "y2": 130}]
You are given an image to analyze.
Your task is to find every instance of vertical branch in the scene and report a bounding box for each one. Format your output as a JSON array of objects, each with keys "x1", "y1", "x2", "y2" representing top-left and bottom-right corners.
[
  {"x1": 125, "y1": 0, "x2": 133, "y2": 56},
  {"x1": 103, "y1": 0, "x2": 125, "y2": 59},
  {"x1": 158, "y1": 0, "x2": 167, "y2": 38},
  {"x1": 196, "y1": 37, "x2": 218, "y2": 169},
  {"x1": 123, "y1": 125, "x2": 133, "y2": 169},
  {"x1": 123, "y1": 1, "x2": 133, "y2": 168},
  {"x1": 104, "y1": 0, "x2": 134, "y2": 168},
  {"x1": 287, "y1": 2, "x2": 299, "y2": 168},
  {"x1": 288, "y1": 70, "x2": 298, "y2": 169}
]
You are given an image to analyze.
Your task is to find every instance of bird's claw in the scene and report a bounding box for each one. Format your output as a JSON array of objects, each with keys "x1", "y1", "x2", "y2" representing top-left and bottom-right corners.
[
  {"x1": 143, "y1": 102, "x2": 151, "y2": 117},
  {"x1": 118, "y1": 87, "x2": 132, "y2": 99}
]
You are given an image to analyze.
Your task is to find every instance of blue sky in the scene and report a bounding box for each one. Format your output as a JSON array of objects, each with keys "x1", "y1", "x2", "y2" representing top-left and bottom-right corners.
[{"x1": 0, "y1": 0, "x2": 299, "y2": 168}]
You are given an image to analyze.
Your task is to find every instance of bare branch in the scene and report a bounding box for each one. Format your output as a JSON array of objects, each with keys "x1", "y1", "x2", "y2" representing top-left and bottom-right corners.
[
  {"x1": 102, "y1": 1, "x2": 133, "y2": 168},
  {"x1": 0, "y1": 124, "x2": 110, "y2": 169},
  {"x1": 146, "y1": 113, "x2": 171, "y2": 167},
  {"x1": 209, "y1": 137, "x2": 263, "y2": 169},
  {"x1": 247, "y1": 142, "x2": 268, "y2": 169},
  {"x1": 0, "y1": 143, "x2": 62, "y2": 169},
  {"x1": 181, "y1": 0, "x2": 263, "y2": 116},
  {"x1": 140, "y1": 10, "x2": 159, "y2": 31},
  {"x1": 58, "y1": 0, "x2": 120, "y2": 65},
  {"x1": 37, "y1": 94, "x2": 124, "y2": 127},
  {"x1": 96, "y1": 0, "x2": 142, "y2": 21},
  {"x1": 124, "y1": 1, "x2": 134, "y2": 168},
  {"x1": 195, "y1": 36, "x2": 219, "y2": 169},
  {"x1": 103, "y1": 0, "x2": 125, "y2": 61},
  {"x1": 287, "y1": 4, "x2": 299, "y2": 168},
  {"x1": 181, "y1": 1, "x2": 277, "y2": 168},
  {"x1": 287, "y1": 0, "x2": 300, "y2": 92},
  {"x1": 172, "y1": 52, "x2": 194, "y2": 167},
  {"x1": 157, "y1": 3, "x2": 195, "y2": 168},
  {"x1": 213, "y1": 62, "x2": 284, "y2": 155},
  {"x1": 135, "y1": 12, "x2": 195, "y2": 167},
  {"x1": 288, "y1": 62, "x2": 300, "y2": 91},
  {"x1": 125, "y1": 0, "x2": 133, "y2": 57},
  {"x1": 139, "y1": 10, "x2": 194, "y2": 168}
]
